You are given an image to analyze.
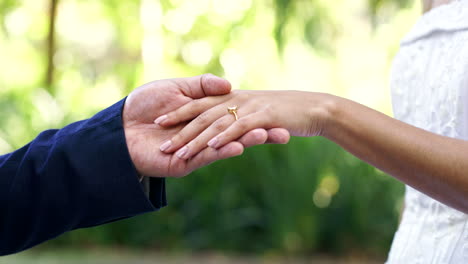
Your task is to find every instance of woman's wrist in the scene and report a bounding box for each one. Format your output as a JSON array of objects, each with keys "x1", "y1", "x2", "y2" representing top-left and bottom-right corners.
[{"x1": 304, "y1": 92, "x2": 340, "y2": 137}]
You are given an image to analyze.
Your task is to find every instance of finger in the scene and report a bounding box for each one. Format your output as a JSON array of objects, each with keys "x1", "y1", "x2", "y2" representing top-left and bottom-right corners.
[
  {"x1": 159, "y1": 104, "x2": 228, "y2": 153},
  {"x1": 154, "y1": 96, "x2": 229, "y2": 127},
  {"x1": 207, "y1": 111, "x2": 272, "y2": 149},
  {"x1": 179, "y1": 73, "x2": 232, "y2": 99},
  {"x1": 185, "y1": 142, "x2": 244, "y2": 171},
  {"x1": 237, "y1": 129, "x2": 268, "y2": 148},
  {"x1": 210, "y1": 128, "x2": 288, "y2": 154},
  {"x1": 180, "y1": 126, "x2": 277, "y2": 160},
  {"x1": 174, "y1": 115, "x2": 237, "y2": 160},
  {"x1": 266, "y1": 128, "x2": 290, "y2": 144}
]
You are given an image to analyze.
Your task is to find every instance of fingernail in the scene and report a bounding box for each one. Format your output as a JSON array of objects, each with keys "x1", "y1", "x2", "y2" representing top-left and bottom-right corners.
[
  {"x1": 154, "y1": 115, "x2": 168, "y2": 125},
  {"x1": 160, "y1": 140, "x2": 172, "y2": 152},
  {"x1": 176, "y1": 146, "x2": 189, "y2": 159},
  {"x1": 207, "y1": 137, "x2": 219, "y2": 148}
]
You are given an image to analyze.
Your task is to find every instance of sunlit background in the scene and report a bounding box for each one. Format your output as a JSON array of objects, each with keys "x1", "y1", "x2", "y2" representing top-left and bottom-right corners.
[{"x1": 1, "y1": 0, "x2": 421, "y2": 263}]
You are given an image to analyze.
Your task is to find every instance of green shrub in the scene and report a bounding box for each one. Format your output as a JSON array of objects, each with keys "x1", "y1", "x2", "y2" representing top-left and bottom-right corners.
[{"x1": 48, "y1": 137, "x2": 404, "y2": 256}]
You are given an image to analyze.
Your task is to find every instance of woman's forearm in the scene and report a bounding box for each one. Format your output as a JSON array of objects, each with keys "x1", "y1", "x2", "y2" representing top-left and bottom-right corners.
[
  {"x1": 321, "y1": 94, "x2": 468, "y2": 213},
  {"x1": 155, "y1": 89, "x2": 468, "y2": 212}
]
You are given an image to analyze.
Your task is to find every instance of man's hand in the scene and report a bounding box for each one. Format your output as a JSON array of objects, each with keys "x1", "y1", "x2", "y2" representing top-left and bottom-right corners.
[{"x1": 122, "y1": 74, "x2": 290, "y2": 178}]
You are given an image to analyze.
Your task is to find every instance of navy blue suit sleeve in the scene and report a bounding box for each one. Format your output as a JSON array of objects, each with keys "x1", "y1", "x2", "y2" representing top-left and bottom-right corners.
[{"x1": 0, "y1": 98, "x2": 166, "y2": 256}]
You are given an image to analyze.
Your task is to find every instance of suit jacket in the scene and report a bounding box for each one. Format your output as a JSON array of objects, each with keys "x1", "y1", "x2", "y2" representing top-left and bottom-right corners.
[{"x1": 0, "y1": 99, "x2": 166, "y2": 256}]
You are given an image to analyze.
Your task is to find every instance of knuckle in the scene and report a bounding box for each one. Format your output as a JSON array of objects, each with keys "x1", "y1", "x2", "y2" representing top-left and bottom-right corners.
[
  {"x1": 201, "y1": 73, "x2": 216, "y2": 89},
  {"x1": 235, "y1": 91, "x2": 250, "y2": 102},
  {"x1": 213, "y1": 118, "x2": 228, "y2": 131},
  {"x1": 236, "y1": 119, "x2": 249, "y2": 131},
  {"x1": 172, "y1": 129, "x2": 190, "y2": 144},
  {"x1": 191, "y1": 99, "x2": 204, "y2": 110},
  {"x1": 186, "y1": 104, "x2": 201, "y2": 117},
  {"x1": 263, "y1": 104, "x2": 274, "y2": 114},
  {"x1": 262, "y1": 104, "x2": 276, "y2": 120},
  {"x1": 194, "y1": 111, "x2": 210, "y2": 125}
]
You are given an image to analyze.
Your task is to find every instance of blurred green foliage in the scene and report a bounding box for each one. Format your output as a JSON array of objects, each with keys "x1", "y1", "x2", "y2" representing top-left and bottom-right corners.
[
  {"x1": 49, "y1": 138, "x2": 404, "y2": 257},
  {"x1": 0, "y1": 0, "x2": 416, "y2": 258}
]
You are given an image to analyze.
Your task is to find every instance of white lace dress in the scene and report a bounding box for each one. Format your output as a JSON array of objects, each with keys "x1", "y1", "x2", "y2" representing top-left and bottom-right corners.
[{"x1": 387, "y1": 0, "x2": 468, "y2": 262}]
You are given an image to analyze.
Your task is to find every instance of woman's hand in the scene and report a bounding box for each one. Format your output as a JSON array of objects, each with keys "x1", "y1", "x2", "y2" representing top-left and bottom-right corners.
[
  {"x1": 155, "y1": 90, "x2": 334, "y2": 160},
  {"x1": 123, "y1": 75, "x2": 292, "y2": 177}
]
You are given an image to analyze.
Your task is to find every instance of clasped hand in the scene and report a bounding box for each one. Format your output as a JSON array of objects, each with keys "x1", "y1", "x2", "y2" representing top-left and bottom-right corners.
[
  {"x1": 123, "y1": 74, "x2": 293, "y2": 178},
  {"x1": 155, "y1": 83, "x2": 331, "y2": 161}
]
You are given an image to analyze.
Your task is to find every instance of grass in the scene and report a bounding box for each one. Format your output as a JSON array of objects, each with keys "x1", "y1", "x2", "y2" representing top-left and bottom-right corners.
[{"x1": 0, "y1": 248, "x2": 384, "y2": 264}]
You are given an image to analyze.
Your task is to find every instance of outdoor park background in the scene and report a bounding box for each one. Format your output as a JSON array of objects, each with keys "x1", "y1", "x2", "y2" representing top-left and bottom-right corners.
[{"x1": 0, "y1": 0, "x2": 422, "y2": 263}]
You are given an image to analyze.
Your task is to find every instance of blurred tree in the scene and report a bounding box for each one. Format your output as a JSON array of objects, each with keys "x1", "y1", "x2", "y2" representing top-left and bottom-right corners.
[
  {"x1": 273, "y1": 0, "x2": 413, "y2": 53},
  {"x1": 45, "y1": 0, "x2": 58, "y2": 95}
]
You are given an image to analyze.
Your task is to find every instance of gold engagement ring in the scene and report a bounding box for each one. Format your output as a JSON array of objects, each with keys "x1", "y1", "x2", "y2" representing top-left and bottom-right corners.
[{"x1": 227, "y1": 106, "x2": 239, "y2": 121}]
